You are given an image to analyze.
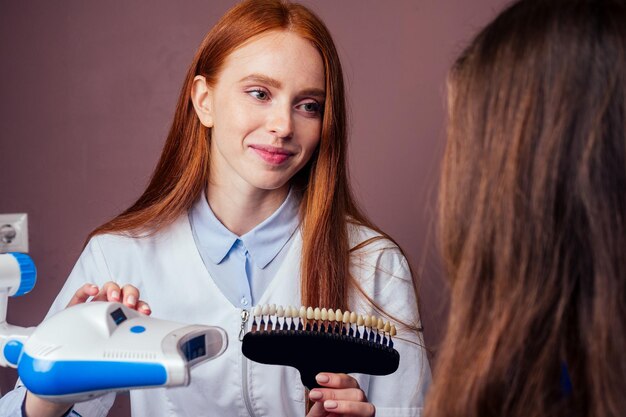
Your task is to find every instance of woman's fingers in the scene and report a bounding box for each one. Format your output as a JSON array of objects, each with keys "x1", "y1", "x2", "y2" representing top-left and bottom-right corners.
[
  {"x1": 66, "y1": 283, "x2": 99, "y2": 307},
  {"x1": 136, "y1": 300, "x2": 152, "y2": 315},
  {"x1": 120, "y1": 284, "x2": 140, "y2": 308},
  {"x1": 307, "y1": 393, "x2": 375, "y2": 417},
  {"x1": 91, "y1": 281, "x2": 121, "y2": 302},
  {"x1": 320, "y1": 399, "x2": 375, "y2": 417},
  {"x1": 65, "y1": 282, "x2": 149, "y2": 313},
  {"x1": 306, "y1": 401, "x2": 330, "y2": 417},
  {"x1": 309, "y1": 388, "x2": 366, "y2": 403},
  {"x1": 120, "y1": 284, "x2": 150, "y2": 313},
  {"x1": 307, "y1": 374, "x2": 375, "y2": 417},
  {"x1": 315, "y1": 373, "x2": 360, "y2": 389}
]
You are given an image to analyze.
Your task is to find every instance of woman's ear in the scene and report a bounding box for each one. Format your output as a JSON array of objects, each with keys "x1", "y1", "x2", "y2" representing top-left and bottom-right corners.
[{"x1": 191, "y1": 75, "x2": 214, "y2": 128}]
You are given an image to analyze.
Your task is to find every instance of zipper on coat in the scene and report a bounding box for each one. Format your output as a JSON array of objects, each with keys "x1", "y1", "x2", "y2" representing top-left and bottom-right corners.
[
  {"x1": 239, "y1": 309, "x2": 249, "y2": 341},
  {"x1": 240, "y1": 309, "x2": 256, "y2": 417}
]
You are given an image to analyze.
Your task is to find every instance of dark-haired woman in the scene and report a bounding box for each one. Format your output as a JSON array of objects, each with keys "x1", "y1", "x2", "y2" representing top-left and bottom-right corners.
[{"x1": 427, "y1": 1, "x2": 626, "y2": 416}]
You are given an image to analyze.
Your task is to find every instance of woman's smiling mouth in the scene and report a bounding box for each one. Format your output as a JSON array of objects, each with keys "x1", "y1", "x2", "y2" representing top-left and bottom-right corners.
[{"x1": 249, "y1": 144, "x2": 295, "y2": 165}]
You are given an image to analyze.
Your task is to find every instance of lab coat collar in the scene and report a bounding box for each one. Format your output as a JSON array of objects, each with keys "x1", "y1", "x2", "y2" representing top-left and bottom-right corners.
[{"x1": 189, "y1": 188, "x2": 301, "y2": 269}]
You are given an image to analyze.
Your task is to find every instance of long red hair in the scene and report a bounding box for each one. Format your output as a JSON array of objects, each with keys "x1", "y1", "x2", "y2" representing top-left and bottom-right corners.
[{"x1": 89, "y1": 0, "x2": 409, "y2": 315}]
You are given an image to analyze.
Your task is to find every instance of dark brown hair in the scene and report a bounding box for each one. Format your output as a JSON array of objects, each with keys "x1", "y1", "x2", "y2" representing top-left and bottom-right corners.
[
  {"x1": 89, "y1": 0, "x2": 418, "y2": 324},
  {"x1": 427, "y1": 0, "x2": 626, "y2": 416}
]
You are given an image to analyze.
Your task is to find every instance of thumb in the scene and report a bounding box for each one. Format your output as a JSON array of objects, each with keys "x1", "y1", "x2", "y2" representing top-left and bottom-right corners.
[{"x1": 306, "y1": 401, "x2": 328, "y2": 417}]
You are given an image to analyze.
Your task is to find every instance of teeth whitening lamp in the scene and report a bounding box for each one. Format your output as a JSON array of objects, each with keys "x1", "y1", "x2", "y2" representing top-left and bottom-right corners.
[{"x1": 0, "y1": 252, "x2": 228, "y2": 403}]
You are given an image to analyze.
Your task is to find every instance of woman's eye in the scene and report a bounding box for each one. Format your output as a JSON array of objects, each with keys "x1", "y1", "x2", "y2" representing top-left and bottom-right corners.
[
  {"x1": 248, "y1": 89, "x2": 269, "y2": 101},
  {"x1": 298, "y1": 101, "x2": 322, "y2": 115}
]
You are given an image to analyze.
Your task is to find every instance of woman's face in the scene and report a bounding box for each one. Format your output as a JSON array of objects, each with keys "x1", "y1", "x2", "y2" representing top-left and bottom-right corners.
[{"x1": 196, "y1": 30, "x2": 325, "y2": 195}]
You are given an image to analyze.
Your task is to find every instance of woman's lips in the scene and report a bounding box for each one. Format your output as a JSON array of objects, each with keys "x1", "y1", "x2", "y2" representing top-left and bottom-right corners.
[{"x1": 249, "y1": 145, "x2": 294, "y2": 165}]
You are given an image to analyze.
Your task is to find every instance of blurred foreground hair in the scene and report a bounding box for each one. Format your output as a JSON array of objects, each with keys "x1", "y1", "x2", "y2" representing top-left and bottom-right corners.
[{"x1": 427, "y1": 1, "x2": 626, "y2": 416}]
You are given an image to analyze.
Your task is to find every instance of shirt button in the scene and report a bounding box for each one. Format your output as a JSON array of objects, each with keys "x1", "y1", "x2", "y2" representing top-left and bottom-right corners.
[{"x1": 241, "y1": 297, "x2": 248, "y2": 306}]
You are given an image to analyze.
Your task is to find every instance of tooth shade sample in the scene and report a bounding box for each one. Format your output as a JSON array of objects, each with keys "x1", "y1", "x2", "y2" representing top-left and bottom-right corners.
[
  {"x1": 321, "y1": 308, "x2": 328, "y2": 321},
  {"x1": 314, "y1": 307, "x2": 321, "y2": 320},
  {"x1": 350, "y1": 312, "x2": 357, "y2": 324},
  {"x1": 306, "y1": 307, "x2": 314, "y2": 320},
  {"x1": 384, "y1": 322, "x2": 391, "y2": 333},
  {"x1": 253, "y1": 305, "x2": 262, "y2": 317},
  {"x1": 277, "y1": 305, "x2": 284, "y2": 317},
  {"x1": 357, "y1": 315, "x2": 364, "y2": 326},
  {"x1": 390, "y1": 325, "x2": 397, "y2": 337},
  {"x1": 377, "y1": 318, "x2": 385, "y2": 330},
  {"x1": 299, "y1": 306, "x2": 307, "y2": 319},
  {"x1": 335, "y1": 309, "x2": 342, "y2": 320},
  {"x1": 328, "y1": 309, "x2": 336, "y2": 321},
  {"x1": 269, "y1": 304, "x2": 277, "y2": 316},
  {"x1": 262, "y1": 304, "x2": 269, "y2": 316},
  {"x1": 342, "y1": 311, "x2": 350, "y2": 323},
  {"x1": 364, "y1": 316, "x2": 372, "y2": 327}
]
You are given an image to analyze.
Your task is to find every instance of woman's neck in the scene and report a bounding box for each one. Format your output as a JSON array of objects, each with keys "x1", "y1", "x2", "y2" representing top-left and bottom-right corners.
[{"x1": 206, "y1": 181, "x2": 289, "y2": 237}]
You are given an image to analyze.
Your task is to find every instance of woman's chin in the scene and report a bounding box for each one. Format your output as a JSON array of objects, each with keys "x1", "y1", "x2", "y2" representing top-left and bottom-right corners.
[{"x1": 244, "y1": 177, "x2": 292, "y2": 194}]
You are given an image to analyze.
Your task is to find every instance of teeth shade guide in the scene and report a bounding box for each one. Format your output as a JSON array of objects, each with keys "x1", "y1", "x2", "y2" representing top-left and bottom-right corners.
[
  {"x1": 242, "y1": 304, "x2": 400, "y2": 390},
  {"x1": 245, "y1": 304, "x2": 398, "y2": 346}
]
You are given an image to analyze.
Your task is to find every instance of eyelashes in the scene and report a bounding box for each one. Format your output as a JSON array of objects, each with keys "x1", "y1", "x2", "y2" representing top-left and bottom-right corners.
[
  {"x1": 247, "y1": 89, "x2": 269, "y2": 101},
  {"x1": 245, "y1": 89, "x2": 323, "y2": 116},
  {"x1": 296, "y1": 101, "x2": 322, "y2": 115},
  {"x1": 249, "y1": 304, "x2": 398, "y2": 348}
]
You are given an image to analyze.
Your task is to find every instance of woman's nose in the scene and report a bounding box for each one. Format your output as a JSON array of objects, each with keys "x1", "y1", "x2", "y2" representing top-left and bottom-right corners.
[{"x1": 266, "y1": 105, "x2": 293, "y2": 139}]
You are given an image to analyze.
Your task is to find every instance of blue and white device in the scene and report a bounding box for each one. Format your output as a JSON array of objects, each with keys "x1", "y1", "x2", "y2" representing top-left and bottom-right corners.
[
  {"x1": 0, "y1": 253, "x2": 37, "y2": 368},
  {"x1": 18, "y1": 302, "x2": 228, "y2": 403},
  {"x1": 0, "y1": 253, "x2": 228, "y2": 403}
]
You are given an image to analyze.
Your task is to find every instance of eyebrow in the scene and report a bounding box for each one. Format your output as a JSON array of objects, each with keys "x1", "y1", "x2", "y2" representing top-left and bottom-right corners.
[{"x1": 239, "y1": 74, "x2": 326, "y2": 98}]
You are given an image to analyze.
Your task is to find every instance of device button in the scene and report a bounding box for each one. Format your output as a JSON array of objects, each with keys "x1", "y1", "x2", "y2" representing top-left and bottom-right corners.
[{"x1": 130, "y1": 326, "x2": 146, "y2": 334}]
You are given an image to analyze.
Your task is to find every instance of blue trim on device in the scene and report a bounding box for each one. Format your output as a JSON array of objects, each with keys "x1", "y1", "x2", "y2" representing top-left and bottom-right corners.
[
  {"x1": 9, "y1": 252, "x2": 37, "y2": 296},
  {"x1": 18, "y1": 353, "x2": 168, "y2": 395},
  {"x1": 3, "y1": 340, "x2": 23, "y2": 365}
]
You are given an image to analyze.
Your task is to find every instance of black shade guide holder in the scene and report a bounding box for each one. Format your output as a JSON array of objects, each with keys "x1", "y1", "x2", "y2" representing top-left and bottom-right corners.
[{"x1": 242, "y1": 329, "x2": 400, "y2": 390}]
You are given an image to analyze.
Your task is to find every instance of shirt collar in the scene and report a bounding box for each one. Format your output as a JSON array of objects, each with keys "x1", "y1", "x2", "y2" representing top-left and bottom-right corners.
[{"x1": 189, "y1": 188, "x2": 301, "y2": 268}]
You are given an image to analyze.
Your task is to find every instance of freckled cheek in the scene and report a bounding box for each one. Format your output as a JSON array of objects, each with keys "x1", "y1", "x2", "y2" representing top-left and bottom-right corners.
[
  {"x1": 296, "y1": 120, "x2": 322, "y2": 147},
  {"x1": 301, "y1": 139, "x2": 321, "y2": 163},
  {"x1": 229, "y1": 111, "x2": 256, "y2": 132},
  {"x1": 219, "y1": 100, "x2": 262, "y2": 132}
]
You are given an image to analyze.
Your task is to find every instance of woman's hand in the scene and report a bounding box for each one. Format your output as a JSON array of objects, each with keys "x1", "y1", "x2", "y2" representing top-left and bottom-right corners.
[
  {"x1": 307, "y1": 373, "x2": 375, "y2": 417},
  {"x1": 22, "y1": 282, "x2": 151, "y2": 415},
  {"x1": 24, "y1": 391, "x2": 73, "y2": 417},
  {"x1": 66, "y1": 281, "x2": 151, "y2": 314}
]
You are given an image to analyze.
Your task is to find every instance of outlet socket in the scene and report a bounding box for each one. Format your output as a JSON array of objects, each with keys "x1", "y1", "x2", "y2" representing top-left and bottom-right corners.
[{"x1": 0, "y1": 213, "x2": 29, "y2": 253}]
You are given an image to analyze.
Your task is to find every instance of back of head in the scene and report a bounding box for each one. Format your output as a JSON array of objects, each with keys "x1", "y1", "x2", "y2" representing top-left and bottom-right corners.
[{"x1": 428, "y1": 1, "x2": 626, "y2": 416}]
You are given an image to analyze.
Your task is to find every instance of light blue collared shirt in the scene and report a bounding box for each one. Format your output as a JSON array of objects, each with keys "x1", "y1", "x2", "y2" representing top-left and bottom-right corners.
[{"x1": 188, "y1": 189, "x2": 300, "y2": 308}]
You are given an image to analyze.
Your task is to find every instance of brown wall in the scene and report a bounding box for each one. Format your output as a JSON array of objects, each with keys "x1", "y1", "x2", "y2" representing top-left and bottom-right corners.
[{"x1": 0, "y1": 1, "x2": 509, "y2": 415}]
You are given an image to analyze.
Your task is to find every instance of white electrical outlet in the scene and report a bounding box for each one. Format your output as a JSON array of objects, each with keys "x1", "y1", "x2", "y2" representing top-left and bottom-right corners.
[{"x1": 0, "y1": 213, "x2": 29, "y2": 253}]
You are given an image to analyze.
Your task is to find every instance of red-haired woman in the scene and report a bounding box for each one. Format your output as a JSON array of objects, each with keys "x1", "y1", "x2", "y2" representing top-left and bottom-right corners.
[
  {"x1": 4, "y1": 1, "x2": 430, "y2": 416},
  {"x1": 426, "y1": 0, "x2": 626, "y2": 416}
]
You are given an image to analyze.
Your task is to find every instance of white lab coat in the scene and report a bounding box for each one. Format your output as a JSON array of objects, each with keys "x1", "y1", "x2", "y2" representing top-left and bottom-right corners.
[{"x1": 1, "y1": 215, "x2": 431, "y2": 417}]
